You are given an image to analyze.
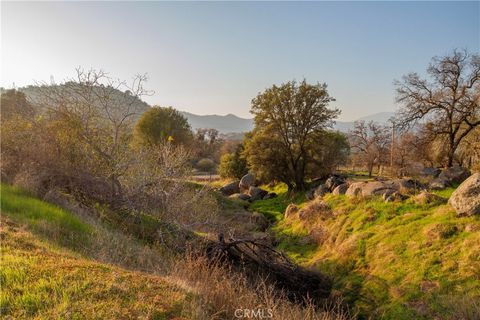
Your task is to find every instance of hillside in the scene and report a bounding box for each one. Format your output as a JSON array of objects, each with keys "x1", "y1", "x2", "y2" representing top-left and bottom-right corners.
[
  {"x1": 3, "y1": 85, "x2": 151, "y2": 122},
  {"x1": 0, "y1": 184, "x2": 191, "y2": 319},
  {"x1": 247, "y1": 183, "x2": 480, "y2": 319}
]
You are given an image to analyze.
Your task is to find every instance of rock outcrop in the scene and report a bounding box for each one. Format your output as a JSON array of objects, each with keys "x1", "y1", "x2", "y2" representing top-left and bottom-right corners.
[
  {"x1": 332, "y1": 183, "x2": 348, "y2": 195},
  {"x1": 220, "y1": 180, "x2": 241, "y2": 196},
  {"x1": 430, "y1": 166, "x2": 471, "y2": 190},
  {"x1": 239, "y1": 173, "x2": 255, "y2": 191},
  {"x1": 448, "y1": 173, "x2": 480, "y2": 217}
]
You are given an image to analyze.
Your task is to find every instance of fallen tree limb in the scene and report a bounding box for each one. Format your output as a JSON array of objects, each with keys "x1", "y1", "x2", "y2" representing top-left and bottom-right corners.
[{"x1": 206, "y1": 234, "x2": 332, "y2": 304}]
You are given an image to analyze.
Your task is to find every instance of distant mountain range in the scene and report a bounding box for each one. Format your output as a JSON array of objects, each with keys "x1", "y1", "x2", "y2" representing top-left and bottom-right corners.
[
  {"x1": 180, "y1": 112, "x2": 254, "y2": 134},
  {"x1": 181, "y1": 111, "x2": 396, "y2": 134},
  {"x1": 6, "y1": 85, "x2": 395, "y2": 135}
]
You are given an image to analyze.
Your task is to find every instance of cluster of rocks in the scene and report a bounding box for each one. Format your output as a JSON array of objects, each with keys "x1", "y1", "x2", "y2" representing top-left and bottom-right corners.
[
  {"x1": 219, "y1": 173, "x2": 277, "y2": 202},
  {"x1": 305, "y1": 167, "x2": 480, "y2": 217},
  {"x1": 220, "y1": 167, "x2": 480, "y2": 217}
]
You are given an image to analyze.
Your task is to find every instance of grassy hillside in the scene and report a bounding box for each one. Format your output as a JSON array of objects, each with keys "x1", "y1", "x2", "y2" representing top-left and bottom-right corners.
[
  {"x1": 251, "y1": 184, "x2": 480, "y2": 319},
  {"x1": 0, "y1": 184, "x2": 190, "y2": 319}
]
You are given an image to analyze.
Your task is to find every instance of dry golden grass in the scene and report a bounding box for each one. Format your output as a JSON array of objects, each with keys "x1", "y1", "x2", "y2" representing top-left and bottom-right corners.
[
  {"x1": 0, "y1": 218, "x2": 188, "y2": 319},
  {"x1": 171, "y1": 253, "x2": 355, "y2": 320}
]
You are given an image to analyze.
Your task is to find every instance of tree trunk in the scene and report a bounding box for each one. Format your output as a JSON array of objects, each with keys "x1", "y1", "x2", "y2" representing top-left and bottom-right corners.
[
  {"x1": 447, "y1": 135, "x2": 455, "y2": 167},
  {"x1": 368, "y1": 162, "x2": 374, "y2": 177}
]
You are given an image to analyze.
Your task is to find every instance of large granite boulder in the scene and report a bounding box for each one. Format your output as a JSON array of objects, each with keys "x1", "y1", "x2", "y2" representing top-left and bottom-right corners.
[
  {"x1": 325, "y1": 174, "x2": 347, "y2": 191},
  {"x1": 346, "y1": 181, "x2": 398, "y2": 198},
  {"x1": 360, "y1": 181, "x2": 397, "y2": 198},
  {"x1": 248, "y1": 186, "x2": 268, "y2": 201},
  {"x1": 392, "y1": 178, "x2": 425, "y2": 193},
  {"x1": 438, "y1": 166, "x2": 471, "y2": 185},
  {"x1": 345, "y1": 182, "x2": 366, "y2": 198},
  {"x1": 449, "y1": 173, "x2": 480, "y2": 217},
  {"x1": 239, "y1": 173, "x2": 255, "y2": 191},
  {"x1": 431, "y1": 166, "x2": 471, "y2": 190},
  {"x1": 332, "y1": 183, "x2": 349, "y2": 195},
  {"x1": 220, "y1": 180, "x2": 240, "y2": 196}
]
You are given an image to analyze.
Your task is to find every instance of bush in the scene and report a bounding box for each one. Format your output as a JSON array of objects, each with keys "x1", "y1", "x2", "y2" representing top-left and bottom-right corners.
[
  {"x1": 218, "y1": 145, "x2": 248, "y2": 179},
  {"x1": 196, "y1": 158, "x2": 216, "y2": 173}
]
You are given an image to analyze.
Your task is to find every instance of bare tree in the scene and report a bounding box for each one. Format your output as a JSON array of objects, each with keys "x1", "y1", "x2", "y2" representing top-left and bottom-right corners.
[
  {"x1": 349, "y1": 121, "x2": 390, "y2": 177},
  {"x1": 395, "y1": 49, "x2": 480, "y2": 167},
  {"x1": 34, "y1": 68, "x2": 152, "y2": 197}
]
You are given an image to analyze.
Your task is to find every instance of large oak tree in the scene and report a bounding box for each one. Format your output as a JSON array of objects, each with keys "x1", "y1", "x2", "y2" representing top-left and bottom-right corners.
[{"x1": 244, "y1": 80, "x2": 342, "y2": 191}]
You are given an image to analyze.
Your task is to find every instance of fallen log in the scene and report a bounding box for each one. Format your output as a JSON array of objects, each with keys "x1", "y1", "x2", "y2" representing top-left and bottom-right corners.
[{"x1": 206, "y1": 234, "x2": 332, "y2": 304}]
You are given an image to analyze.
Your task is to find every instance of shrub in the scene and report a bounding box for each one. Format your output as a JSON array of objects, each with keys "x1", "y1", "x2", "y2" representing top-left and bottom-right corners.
[{"x1": 218, "y1": 144, "x2": 248, "y2": 179}]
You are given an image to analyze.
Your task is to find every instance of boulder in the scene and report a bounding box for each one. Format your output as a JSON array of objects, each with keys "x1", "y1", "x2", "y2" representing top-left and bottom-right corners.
[
  {"x1": 306, "y1": 188, "x2": 316, "y2": 200},
  {"x1": 220, "y1": 180, "x2": 240, "y2": 196},
  {"x1": 314, "y1": 184, "x2": 330, "y2": 198},
  {"x1": 263, "y1": 192, "x2": 277, "y2": 200},
  {"x1": 346, "y1": 181, "x2": 399, "y2": 198},
  {"x1": 332, "y1": 183, "x2": 349, "y2": 195},
  {"x1": 412, "y1": 191, "x2": 447, "y2": 205},
  {"x1": 429, "y1": 178, "x2": 449, "y2": 190},
  {"x1": 345, "y1": 182, "x2": 367, "y2": 198},
  {"x1": 421, "y1": 167, "x2": 441, "y2": 178},
  {"x1": 448, "y1": 173, "x2": 480, "y2": 217},
  {"x1": 248, "y1": 186, "x2": 268, "y2": 201},
  {"x1": 359, "y1": 181, "x2": 397, "y2": 198},
  {"x1": 229, "y1": 193, "x2": 251, "y2": 201},
  {"x1": 324, "y1": 174, "x2": 346, "y2": 192},
  {"x1": 392, "y1": 178, "x2": 425, "y2": 193},
  {"x1": 239, "y1": 173, "x2": 255, "y2": 190},
  {"x1": 284, "y1": 204, "x2": 299, "y2": 219},
  {"x1": 438, "y1": 166, "x2": 471, "y2": 185},
  {"x1": 383, "y1": 191, "x2": 407, "y2": 203}
]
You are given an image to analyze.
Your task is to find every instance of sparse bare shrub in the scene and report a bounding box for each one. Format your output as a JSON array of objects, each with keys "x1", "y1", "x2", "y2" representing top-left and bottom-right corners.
[{"x1": 124, "y1": 142, "x2": 220, "y2": 232}]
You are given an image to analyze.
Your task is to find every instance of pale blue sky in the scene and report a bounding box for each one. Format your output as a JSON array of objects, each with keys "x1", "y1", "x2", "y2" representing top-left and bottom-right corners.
[{"x1": 1, "y1": 1, "x2": 479, "y2": 120}]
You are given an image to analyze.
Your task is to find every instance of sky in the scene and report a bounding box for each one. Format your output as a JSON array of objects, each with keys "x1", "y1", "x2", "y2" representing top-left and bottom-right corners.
[{"x1": 1, "y1": 1, "x2": 479, "y2": 121}]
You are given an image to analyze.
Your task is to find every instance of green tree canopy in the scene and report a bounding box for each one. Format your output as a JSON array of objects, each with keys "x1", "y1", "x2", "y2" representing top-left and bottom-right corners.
[
  {"x1": 244, "y1": 80, "x2": 341, "y2": 191},
  {"x1": 218, "y1": 144, "x2": 248, "y2": 179},
  {"x1": 135, "y1": 106, "x2": 192, "y2": 146}
]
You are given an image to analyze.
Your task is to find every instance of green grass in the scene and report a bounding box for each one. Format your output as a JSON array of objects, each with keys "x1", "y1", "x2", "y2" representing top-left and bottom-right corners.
[
  {"x1": 1, "y1": 184, "x2": 92, "y2": 250},
  {"x1": 431, "y1": 186, "x2": 458, "y2": 198},
  {"x1": 0, "y1": 219, "x2": 188, "y2": 319},
  {"x1": 250, "y1": 183, "x2": 306, "y2": 222},
  {"x1": 260, "y1": 187, "x2": 480, "y2": 319},
  {"x1": 0, "y1": 184, "x2": 192, "y2": 319}
]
